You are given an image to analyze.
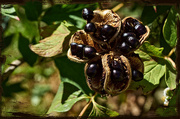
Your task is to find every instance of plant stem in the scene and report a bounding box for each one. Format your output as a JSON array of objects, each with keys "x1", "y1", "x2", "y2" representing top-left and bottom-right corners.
[
  {"x1": 78, "y1": 93, "x2": 97, "y2": 118},
  {"x1": 112, "y1": 3, "x2": 124, "y2": 12},
  {"x1": 77, "y1": 98, "x2": 92, "y2": 118}
]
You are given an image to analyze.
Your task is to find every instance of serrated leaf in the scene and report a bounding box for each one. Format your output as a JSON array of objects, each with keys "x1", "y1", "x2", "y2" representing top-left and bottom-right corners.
[
  {"x1": 144, "y1": 60, "x2": 165, "y2": 85},
  {"x1": 163, "y1": 7, "x2": 177, "y2": 48},
  {"x1": 140, "y1": 41, "x2": 164, "y2": 58},
  {"x1": 18, "y1": 34, "x2": 37, "y2": 66},
  {"x1": 47, "y1": 81, "x2": 88, "y2": 114},
  {"x1": 30, "y1": 22, "x2": 74, "y2": 57},
  {"x1": 89, "y1": 101, "x2": 119, "y2": 117}
]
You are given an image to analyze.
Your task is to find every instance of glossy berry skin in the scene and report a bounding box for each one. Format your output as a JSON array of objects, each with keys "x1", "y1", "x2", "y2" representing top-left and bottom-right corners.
[
  {"x1": 83, "y1": 46, "x2": 97, "y2": 58},
  {"x1": 118, "y1": 42, "x2": 131, "y2": 54},
  {"x1": 101, "y1": 25, "x2": 116, "y2": 40},
  {"x1": 111, "y1": 69, "x2": 123, "y2": 81},
  {"x1": 82, "y1": 8, "x2": 94, "y2": 21},
  {"x1": 111, "y1": 60, "x2": 122, "y2": 70},
  {"x1": 70, "y1": 42, "x2": 78, "y2": 55},
  {"x1": 134, "y1": 24, "x2": 147, "y2": 36},
  {"x1": 127, "y1": 36, "x2": 140, "y2": 48},
  {"x1": 85, "y1": 23, "x2": 96, "y2": 34},
  {"x1": 132, "y1": 69, "x2": 143, "y2": 81},
  {"x1": 122, "y1": 32, "x2": 136, "y2": 40},
  {"x1": 76, "y1": 44, "x2": 85, "y2": 59},
  {"x1": 86, "y1": 63, "x2": 99, "y2": 78}
]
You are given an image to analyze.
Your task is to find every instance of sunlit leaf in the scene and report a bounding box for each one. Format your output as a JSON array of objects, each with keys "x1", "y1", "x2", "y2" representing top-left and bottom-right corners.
[
  {"x1": 30, "y1": 21, "x2": 76, "y2": 57},
  {"x1": 140, "y1": 41, "x2": 164, "y2": 58},
  {"x1": 47, "y1": 81, "x2": 89, "y2": 114},
  {"x1": 89, "y1": 101, "x2": 119, "y2": 117}
]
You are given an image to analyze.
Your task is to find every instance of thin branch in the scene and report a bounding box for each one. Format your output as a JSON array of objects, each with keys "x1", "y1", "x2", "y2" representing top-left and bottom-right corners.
[
  {"x1": 77, "y1": 99, "x2": 92, "y2": 118},
  {"x1": 112, "y1": 3, "x2": 124, "y2": 12}
]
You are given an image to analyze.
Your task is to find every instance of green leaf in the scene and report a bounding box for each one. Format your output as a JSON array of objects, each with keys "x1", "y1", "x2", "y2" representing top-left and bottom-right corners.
[
  {"x1": 156, "y1": 107, "x2": 177, "y2": 117},
  {"x1": 144, "y1": 60, "x2": 165, "y2": 85},
  {"x1": 47, "y1": 81, "x2": 88, "y2": 114},
  {"x1": 164, "y1": 59, "x2": 176, "y2": 90},
  {"x1": 42, "y1": 4, "x2": 98, "y2": 27},
  {"x1": 163, "y1": 7, "x2": 178, "y2": 48},
  {"x1": 18, "y1": 34, "x2": 38, "y2": 66},
  {"x1": 140, "y1": 41, "x2": 164, "y2": 58},
  {"x1": 141, "y1": 6, "x2": 170, "y2": 25},
  {"x1": 54, "y1": 56, "x2": 92, "y2": 94},
  {"x1": 30, "y1": 21, "x2": 76, "y2": 57},
  {"x1": 134, "y1": 49, "x2": 151, "y2": 61},
  {"x1": 23, "y1": 1, "x2": 42, "y2": 21},
  {"x1": 89, "y1": 101, "x2": 119, "y2": 117}
]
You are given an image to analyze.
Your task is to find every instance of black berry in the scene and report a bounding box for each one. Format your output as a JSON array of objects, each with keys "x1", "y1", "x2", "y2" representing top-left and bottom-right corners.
[
  {"x1": 124, "y1": 19, "x2": 134, "y2": 32},
  {"x1": 83, "y1": 46, "x2": 97, "y2": 58},
  {"x1": 111, "y1": 60, "x2": 122, "y2": 70},
  {"x1": 118, "y1": 42, "x2": 131, "y2": 54},
  {"x1": 101, "y1": 25, "x2": 116, "y2": 41},
  {"x1": 85, "y1": 23, "x2": 96, "y2": 34},
  {"x1": 111, "y1": 69, "x2": 123, "y2": 81},
  {"x1": 132, "y1": 69, "x2": 143, "y2": 81},
  {"x1": 86, "y1": 63, "x2": 99, "y2": 78},
  {"x1": 82, "y1": 8, "x2": 94, "y2": 21},
  {"x1": 76, "y1": 44, "x2": 85, "y2": 59},
  {"x1": 122, "y1": 32, "x2": 136, "y2": 40},
  {"x1": 134, "y1": 24, "x2": 147, "y2": 36},
  {"x1": 127, "y1": 36, "x2": 140, "y2": 48},
  {"x1": 70, "y1": 42, "x2": 78, "y2": 55}
]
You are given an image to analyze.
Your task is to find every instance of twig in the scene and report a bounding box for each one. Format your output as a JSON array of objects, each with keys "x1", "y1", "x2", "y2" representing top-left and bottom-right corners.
[
  {"x1": 77, "y1": 98, "x2": 92, "y2": 119},
  {"x1": 112, "y1": 3, "x2": 124, "y2": 12},
  {"x1": 78, "y1": 93, "x2": 97, "y2": 118}
]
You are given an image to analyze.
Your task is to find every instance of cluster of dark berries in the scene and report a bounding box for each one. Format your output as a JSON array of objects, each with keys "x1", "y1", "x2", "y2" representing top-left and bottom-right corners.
[
  {"x1": 70, "y1": 42, "x2": 97, "y2": 59},
  {"x1": 83, "y1": 8, "x2": 117, "y2": 42},
  {"x1": 67, "y1": 8, "x2": 150, "y2": 96},
  {"x1": 117, "y1": 18, "x2": 147, "y2": 54}
]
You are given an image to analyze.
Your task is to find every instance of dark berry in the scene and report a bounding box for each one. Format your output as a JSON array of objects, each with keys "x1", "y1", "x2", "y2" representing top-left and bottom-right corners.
[
  {"x1": 127, "y1": 36, "x2": 140, "y2": 48},
  {"x1": 101, "y1": 25, "x2": 116, "y2": 41},
  {"x1": 82, "y1": 8, "x2": 94, "y2": 21},
  {"x1": 111, "y1": 60, "x2": 122, "y2": 70},
  {"x1": 86, "y1": 63, "x2": 99, "y2": 78},
  {"x1": 122, "y1": 32, "x2": 136, "y2": 40},
  {"x1": 83, "y1": 46, "x2": 97, "y2": 58},
  {"x1": 132, "y1": 19, "x2": 140, "y2": 26},
  {"x1": 76, "y1": 44, "x2": 85, "y2": 59},
  {"x1": 111, "y1": 69, "x2": 123, "y2": 81},
  {"x1": 132, "y1": 69, "x2": 143, "y2": 81},
  {"x1": 118, "y1": 42, "x2": 131, "y2": 54},
  {"x1": 134, "y1": 24, "x2": 147, "y2": 36},
  {"x1": 124, "y1": 19, "x2": 134, "y2": 32},
  {"x1": 70, "y1": 42, "x2": 78, "y2": 55},
  {"x1": 85, "y1": 23, "x2": 96, "y2": 34}
]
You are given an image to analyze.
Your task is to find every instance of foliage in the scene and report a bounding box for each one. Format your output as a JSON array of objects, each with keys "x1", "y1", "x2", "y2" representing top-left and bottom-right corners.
[{"x1": 1, "y1": 1, "x2": 179, "y2": 118}]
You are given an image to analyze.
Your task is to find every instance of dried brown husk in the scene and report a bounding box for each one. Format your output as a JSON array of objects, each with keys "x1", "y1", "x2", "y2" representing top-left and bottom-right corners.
[
  {"x1": 115, "y1": 17, "x2": 150, "y2": 55},
  {"x1": 84, "y1": 56, "x2": 106, "y2": 94},
  {"x1": 102, "y1": 53, "x2": 132, "y2": 96},
  {"x1": 67, "y1": 30, "x2": 102, "y2": 63},
  {"x1": 89, "y1": 9, "x2": 121, "y2": 50},
  {"x1": 127, "y1": 53, "x2": 144, "y2": 73}
]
